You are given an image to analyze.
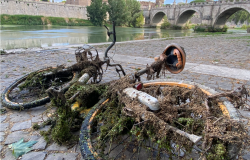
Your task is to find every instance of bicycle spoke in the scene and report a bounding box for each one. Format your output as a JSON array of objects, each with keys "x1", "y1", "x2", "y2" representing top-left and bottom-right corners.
[{"x1": 107, "y1": 135, "x2": 131, "y2": 154}]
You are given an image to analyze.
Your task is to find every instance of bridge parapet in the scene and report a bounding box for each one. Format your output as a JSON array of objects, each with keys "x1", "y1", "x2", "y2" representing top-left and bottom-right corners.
[
  {"x1": 149, "y1": 0, "x2": 250, "y2": 27},
  {"x1": 151, "y1": 0, "x2": 250, "y2": 9}
]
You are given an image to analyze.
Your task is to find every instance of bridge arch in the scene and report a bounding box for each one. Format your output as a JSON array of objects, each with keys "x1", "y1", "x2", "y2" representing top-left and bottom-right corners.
[
  {"x1": 151, "y1": 11, "x2": 167, "y2": 26},
  {"x1": 213, "y1": 6, "x2": 250, "y2": 28},
  {"x1": 176, "y1": 8, "x2": 201, "y2": 26}
]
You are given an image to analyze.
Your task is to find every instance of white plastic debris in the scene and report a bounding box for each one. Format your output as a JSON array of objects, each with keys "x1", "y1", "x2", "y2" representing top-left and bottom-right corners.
[
  {"x1": 123, "y1": 88, "x2": 160, "y2": 111},
  {"x1": 78, "y1": 73, "x2": 90, "y2": 84}
]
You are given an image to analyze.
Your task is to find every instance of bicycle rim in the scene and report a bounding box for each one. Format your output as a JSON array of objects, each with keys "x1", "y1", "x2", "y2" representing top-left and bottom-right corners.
[
  {"x1": 80, "y1": 80, "x2": 240, "y2": 160},
  {"x1": 1, "y1": 68, "x2": 79, "y2": 110}
]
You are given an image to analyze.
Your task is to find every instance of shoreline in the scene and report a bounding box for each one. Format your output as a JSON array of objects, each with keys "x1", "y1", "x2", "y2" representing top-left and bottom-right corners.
[
  {"x1": 1, "y1": 32, "x2": 248, "y2": 54},
  {"x1": 1, "y1": 32, "x2": 250, "y2": 160}
]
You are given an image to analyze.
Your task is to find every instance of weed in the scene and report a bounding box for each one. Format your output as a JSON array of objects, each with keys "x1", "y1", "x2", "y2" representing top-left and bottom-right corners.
[
  {"x1": 226, "y1": 36, "x2": 250, "y2": 40},
  {"x1": 0, "y1": 14, "x2": 93, "y2": 26},
  {"x1": 32, "y1": 123, "x2": 40, "y2": 130},
  {"x1": 0, "y1": 49, "x2": 6, "y2": 55}
]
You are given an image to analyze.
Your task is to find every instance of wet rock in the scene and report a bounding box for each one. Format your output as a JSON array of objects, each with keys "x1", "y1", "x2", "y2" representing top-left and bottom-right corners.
[
  {"x1": 5, "y1": 131, "x2": 29, "y2": 144},
  {"x1": 11, "y1": 120, "x2": 31, "y2": 131},
  {"x1": 46, "y1": 153, "x2": 78, "y2": 160},
  {"x1": 2, "y1": 149, "x2": 16, "y2": 160},
  {"x1": 0, "y1": 115, "x2": 7, "y2": 122},
  {"x1": 32, "y1": 136, "x2": 47, "y2": 150},
  {"x1": 0, "y1": 123, "x2": 9, "y2": 131},
  {"x1": 21, "y1": 151, "x2": 46, "y2": 160},
  {"x1": 0, "y1": 145, "x2": 3, "y2": 152},
  {"x1": 10, "y1": 112, "x2": 31, "y2": 123},
  {"x1": 0, "y1": 132, "x2": 5, "y2": 142},
  {"x1": 46, "y1": 143, "x2": 67, "y2": 151}
]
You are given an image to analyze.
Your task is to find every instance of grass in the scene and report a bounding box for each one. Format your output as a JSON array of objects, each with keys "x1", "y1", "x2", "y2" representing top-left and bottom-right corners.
[
  {"x1": 1, "y1": 14, "x2": 93, "y2": 26},
  {"x1": 0, "y1": 50, "x2": 7, "y2": 55},
  {"x1": 226, "y1": 36, "x2": 250, "y2": 39}
]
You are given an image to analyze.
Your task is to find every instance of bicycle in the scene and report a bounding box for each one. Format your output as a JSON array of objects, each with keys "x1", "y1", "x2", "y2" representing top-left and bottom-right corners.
[
  {"x1": 2, "y1": 22, "x2": 249, "y2": 159},
  {"x1": 1, "y1": 22, "x2": 126, "y2": 110},
  {"x1": 77, "y1": 22, "x2": 249, "y2": 159}
]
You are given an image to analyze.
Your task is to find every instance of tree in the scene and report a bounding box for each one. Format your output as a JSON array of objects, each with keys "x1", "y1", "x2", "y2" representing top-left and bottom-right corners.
[
  {"x1": 190, "y1": 0, "x2": 206, "y2": 3},
  {"x1": 228, "y1": 10, "x2": 250, "y2": 24},
  {"x1": 126, "y1": 0, "x2": 141, "y2": 27},
  {"x1": 135, "y1": 12, "x2": 144, "y2": 28},
  {"x1": 160, "y1": 16, "x2": 171, "y2": 29},
  {"x1": 107, "y1": 0, "x2": 130, "y2": 26},
  {"x1": 87, "y1": 0, "x2": 107, "y2": 26}
]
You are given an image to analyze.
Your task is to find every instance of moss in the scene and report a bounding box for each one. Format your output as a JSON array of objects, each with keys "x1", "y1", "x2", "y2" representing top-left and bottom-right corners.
[
  {"x1": 51, "y1": 116, "x2": 71, "y2": 144},
  {"x1": 32, "y1": 123, "x2": 40, "y2": 130},
  {"x1": 40, "y1": 130, "x2": 51, "y2": 143},
  {"x1": 207, "y1": 143, "x2": 227, "y2": 160}
]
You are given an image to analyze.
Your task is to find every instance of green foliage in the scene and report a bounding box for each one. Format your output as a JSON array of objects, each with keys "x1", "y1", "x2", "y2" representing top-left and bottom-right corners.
[
  {"x1": 87, "y1": 0, "x2": 107, "y2": 26},
  {"x1": 0, "y1": 14, "x2": 93, "y2": 26},
  {"x1": 1, "y1": 14, "x2": 43, "y2": 25},
  {"x1": 126, "y1": 0, "x2": 141, "y2": 27},
  {"x1": 135, "y1": 12, "x2": 144, "y2": 28},
  {"x1": 86, "y1": 0, "x2": 141, "y2": 27},
  {"x1": 207, "y1": 143, "x2": 227, "y2": 160},
  {"x1": 190, "y1": 0, "x2": 206, "y2": 3},
  {"x1": 228, "y1": 10, "x2": 250, "y2": 24},
  {"x1": 241, "y1": 24, "x2": 250, "y2": 29},
  {"x1": 0, "y1": 49, "x2": 7, "y2": 55},
  {"x1": 32, "y1": 123, "x2": 40, "y2": 130},
  {"x1": 193, "y1": 25, "x2": 228, "y2": 32},
  {"x1": 226, "y1": 36, "x2": 250, "y2": 39},
  {"x1": 108, "y1": 0, "x2": 130, "y2": 26},
  {"x1": 8, "y1": 139, "x2": 37, "y2": 158},
  {"x1": 160, "y1": 16, "x2": 171, "y2": 29}
]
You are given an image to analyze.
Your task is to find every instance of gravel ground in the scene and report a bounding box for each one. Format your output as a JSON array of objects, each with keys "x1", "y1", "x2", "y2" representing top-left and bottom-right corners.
[{"x1": 0, "y1": 34, "x2": 250, "y2": 160}]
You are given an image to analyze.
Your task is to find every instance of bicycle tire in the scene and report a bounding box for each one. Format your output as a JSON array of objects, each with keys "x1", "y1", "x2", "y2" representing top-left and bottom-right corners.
[
  {"x1": 79, "y1": 98, "x2": 107, "y2": 160},
  {"x1": 79, "y1": 80, "x2": 241, "y2": 160},
  {"x1": 1, "y1": 68, "x2": 79, "y2": 110}
]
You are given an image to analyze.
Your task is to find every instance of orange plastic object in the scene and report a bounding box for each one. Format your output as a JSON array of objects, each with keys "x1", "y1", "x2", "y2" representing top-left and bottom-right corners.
[{"x1": 162, "y1": 43, "x2": 186, "y2": 74}]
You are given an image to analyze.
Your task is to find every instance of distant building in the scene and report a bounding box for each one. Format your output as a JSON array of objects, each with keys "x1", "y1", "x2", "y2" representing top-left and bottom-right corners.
[
  {"x1": 155, "y1": 0, "x2": 164, "y2": 7},
  {"x1": 139, "y1": 0, "x2": 164, "y2": 10},
  {"x1": 139, "y1": 1, "x2": 155, "y2": 10},
  {"x1": 65, "y1": 0, "x2": 163, "y2": 8}
]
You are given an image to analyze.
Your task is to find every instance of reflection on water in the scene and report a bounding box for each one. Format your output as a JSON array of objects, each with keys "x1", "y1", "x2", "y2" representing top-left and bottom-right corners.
[{"x1": 0, "y1": 25, "x2": 247, "y2": 50}]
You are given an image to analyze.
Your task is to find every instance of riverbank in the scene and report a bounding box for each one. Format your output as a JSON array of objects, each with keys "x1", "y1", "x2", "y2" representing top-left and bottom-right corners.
[
  {"x1": 0, "y1": 14, "x2": 93, "y2": 26},
  {"x1": 1, "y1": 34, "x2": 250, "y2": 160}
]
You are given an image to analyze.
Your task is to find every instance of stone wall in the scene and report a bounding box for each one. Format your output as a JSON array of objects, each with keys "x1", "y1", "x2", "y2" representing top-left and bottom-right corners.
[
  {"x1": 0, "y1": 0, "x2": 87, "y2": 19},
  {"x1": 65, "y1": 0, "x2": 90, "y2": 7}
]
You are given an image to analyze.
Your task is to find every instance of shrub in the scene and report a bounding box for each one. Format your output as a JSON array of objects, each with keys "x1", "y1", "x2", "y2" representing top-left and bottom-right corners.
[
  {"x1": 160, "y1": 16, "x2": 171, "y2": 29},
  {"x1": 0, "y1": 14, "x2": 93, "y2": 26}
]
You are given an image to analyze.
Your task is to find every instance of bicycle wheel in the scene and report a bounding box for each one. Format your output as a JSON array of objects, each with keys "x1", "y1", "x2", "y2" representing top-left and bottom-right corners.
[
  {"x1": 1, "y1": 67, "x2": 79, "y2": 110},
  {"x1": 80, "y1": 80, "x2": 244, "y2": 160}
]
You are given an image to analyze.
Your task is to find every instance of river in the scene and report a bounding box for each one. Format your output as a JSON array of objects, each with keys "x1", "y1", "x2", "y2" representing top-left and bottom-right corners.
[{"x1": 0, "y1": 25, "x2": 247, "y2": 50}]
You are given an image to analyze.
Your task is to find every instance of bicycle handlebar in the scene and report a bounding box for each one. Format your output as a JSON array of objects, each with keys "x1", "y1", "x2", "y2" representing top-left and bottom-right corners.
[{"x1": 104, "y1": 21, "x2": 116, "y2": 60}]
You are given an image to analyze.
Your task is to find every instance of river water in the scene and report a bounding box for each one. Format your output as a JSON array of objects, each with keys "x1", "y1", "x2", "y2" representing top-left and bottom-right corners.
[{"x1": 0, "y1": 25, "x2": 247, "y2": 50}]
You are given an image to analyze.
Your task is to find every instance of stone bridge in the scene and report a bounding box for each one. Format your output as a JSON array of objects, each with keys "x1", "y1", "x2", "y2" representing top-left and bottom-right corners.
[{"x1": 143, "y1": 0, "x2": 250, "y2": 28}]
